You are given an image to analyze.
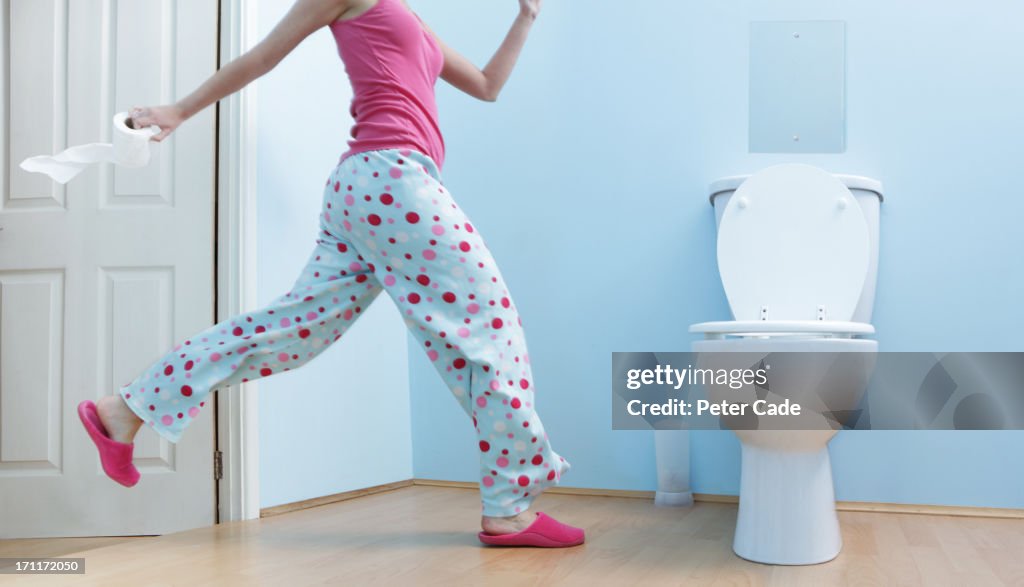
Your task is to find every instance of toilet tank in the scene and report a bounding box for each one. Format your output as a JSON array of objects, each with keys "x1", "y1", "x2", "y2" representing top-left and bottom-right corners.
[{"x1": 708, "y1": 174, "x2": 884, "y2": 324}]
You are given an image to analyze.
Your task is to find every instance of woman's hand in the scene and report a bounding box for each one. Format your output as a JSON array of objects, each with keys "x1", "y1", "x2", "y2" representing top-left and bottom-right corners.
[
  {"x1": 128, "y1": 104, "x2": 185, "y2": 142},
  {"x1": 518, "y1": 0, "x2": 541, "y2": 20}
]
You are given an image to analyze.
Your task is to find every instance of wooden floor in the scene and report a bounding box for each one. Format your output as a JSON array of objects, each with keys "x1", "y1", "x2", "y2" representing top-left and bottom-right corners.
[{"x1": 3, "y1": 486, "x2": 1023, "y2": 586}]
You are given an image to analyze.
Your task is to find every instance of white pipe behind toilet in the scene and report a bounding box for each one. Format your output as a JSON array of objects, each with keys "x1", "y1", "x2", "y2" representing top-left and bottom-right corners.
[{"x1": 654, "y1": 430, "x2": 694, "y2": 507}]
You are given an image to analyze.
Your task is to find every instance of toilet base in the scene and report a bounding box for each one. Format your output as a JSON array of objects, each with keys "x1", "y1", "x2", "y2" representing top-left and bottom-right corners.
[{"x1": 733, "y1": 442, "x2": 842, "y2": 565}]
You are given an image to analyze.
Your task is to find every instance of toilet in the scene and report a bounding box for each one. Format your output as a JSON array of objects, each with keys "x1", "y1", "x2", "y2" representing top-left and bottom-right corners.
[{"x1": 689, "y1": 164, "x2": 883, "y2": 565}]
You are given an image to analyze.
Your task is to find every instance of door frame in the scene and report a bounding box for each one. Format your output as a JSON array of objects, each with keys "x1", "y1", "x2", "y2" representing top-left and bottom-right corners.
[{"x1": 215, "y1": 0, "x2": 261, "y2": 522}]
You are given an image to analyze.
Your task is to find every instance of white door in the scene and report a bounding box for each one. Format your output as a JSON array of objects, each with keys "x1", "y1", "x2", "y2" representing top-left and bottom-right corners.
[{"x1": 0, "y1": 0, "x2": 218, "y2": 538}]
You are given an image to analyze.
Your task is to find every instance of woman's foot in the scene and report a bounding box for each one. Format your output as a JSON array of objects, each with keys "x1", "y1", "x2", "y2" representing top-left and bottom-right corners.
[
  {"x1": 96, "y1": 394, "x2": 144, "y2": 444},
  {"x1": 478, "y1": 511, "x2": 585, "y2": 547},
  {"x1": 481, "y1": 511, "x2": 537, "y2": 535}
]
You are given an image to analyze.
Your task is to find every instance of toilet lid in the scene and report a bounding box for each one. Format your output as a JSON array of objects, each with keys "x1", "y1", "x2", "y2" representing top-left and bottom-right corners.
[{"x1": 717, "y1": 164, "x2": 870, "y2": 322}]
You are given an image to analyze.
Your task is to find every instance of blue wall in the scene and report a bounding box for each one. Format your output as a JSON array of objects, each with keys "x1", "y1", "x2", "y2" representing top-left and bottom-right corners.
[
  {"x1": 408, "y1": 0, "x2": 1024, "y2": 508},
  {"x1": 254, "y1": 0, "x2": 412, "y2": 508}
]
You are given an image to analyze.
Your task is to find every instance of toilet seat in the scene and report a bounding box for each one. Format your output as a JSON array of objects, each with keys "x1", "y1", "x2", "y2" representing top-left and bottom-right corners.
[
  {"x1": 717, "y1": 164, "x2": 870, "y2": 322},
  {"x1": 690, "y1": 320, "x2": 874, "y2": 339}
]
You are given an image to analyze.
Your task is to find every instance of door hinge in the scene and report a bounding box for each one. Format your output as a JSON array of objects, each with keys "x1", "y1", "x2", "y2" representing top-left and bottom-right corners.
[{"x1": 214, "y1": 450, "x2": 223, "y2": 481}]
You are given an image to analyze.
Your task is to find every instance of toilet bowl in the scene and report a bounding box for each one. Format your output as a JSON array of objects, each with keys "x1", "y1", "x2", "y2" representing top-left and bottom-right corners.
[
  {"x1": 674, "y1": 164, "x2": 884, "y2": 565},
  {"x1": 691, "y1": 335, "x2": 878, "y2": 565}
]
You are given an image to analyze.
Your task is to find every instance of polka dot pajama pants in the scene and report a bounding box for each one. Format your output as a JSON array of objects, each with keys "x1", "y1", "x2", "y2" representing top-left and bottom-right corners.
[{"x1": 119, "y1": 148, "x2": 569, "y2": 517}]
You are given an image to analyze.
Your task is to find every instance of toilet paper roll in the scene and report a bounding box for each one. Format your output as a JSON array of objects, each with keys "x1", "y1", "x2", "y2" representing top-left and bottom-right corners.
[{"x1": 19, "y1": 112, "x2": 162, "y2": 184}]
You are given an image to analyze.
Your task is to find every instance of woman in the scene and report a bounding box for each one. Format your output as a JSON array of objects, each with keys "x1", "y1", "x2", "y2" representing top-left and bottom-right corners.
[{"x1": 77, "y1": 0, "x2": 584, "y2": 548}]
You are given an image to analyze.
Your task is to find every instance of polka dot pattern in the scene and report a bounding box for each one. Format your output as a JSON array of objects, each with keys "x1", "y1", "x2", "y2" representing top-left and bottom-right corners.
[{"x1": 116, "y1": 149, "x2": 568, "y2": 518}]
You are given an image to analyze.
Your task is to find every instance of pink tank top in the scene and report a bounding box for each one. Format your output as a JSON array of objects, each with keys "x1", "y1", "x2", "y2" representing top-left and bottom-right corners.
[{"x1": 330, "y1": 0, "x2": 446, "y2": 169}]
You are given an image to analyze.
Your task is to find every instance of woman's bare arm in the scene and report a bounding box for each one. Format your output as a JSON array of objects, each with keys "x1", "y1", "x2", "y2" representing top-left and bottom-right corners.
[
  {"x1": 412, "y1": 0, "x2": 541, "y2": 103},
  {"x1": 132, "y1": 0, "x2": 349, "y2": 141}
]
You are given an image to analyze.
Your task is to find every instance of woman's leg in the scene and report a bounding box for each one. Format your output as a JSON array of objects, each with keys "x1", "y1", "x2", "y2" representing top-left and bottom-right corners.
[
  {"x1": 111, "y1": 179, "x2": 383, "y2": 444},
  {"x1": 328, "y1": 149, "x2": 570, "y2": 519}
]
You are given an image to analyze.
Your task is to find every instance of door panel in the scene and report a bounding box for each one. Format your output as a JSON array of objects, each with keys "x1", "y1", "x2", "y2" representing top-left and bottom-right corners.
[{"x1": 0, "y1": 0, "x2": 218, "y2": 538}]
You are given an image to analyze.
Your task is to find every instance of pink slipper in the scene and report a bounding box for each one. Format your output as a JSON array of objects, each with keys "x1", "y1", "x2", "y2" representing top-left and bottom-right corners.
[
  {"x1": 478, "y1": 512, "x2": 585, "y2": 548},
  {"x1": 77, "y1": 400, "x2": 140, "y2": 487}
]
